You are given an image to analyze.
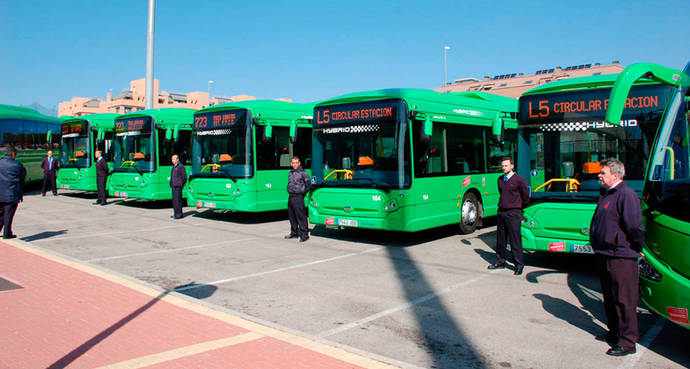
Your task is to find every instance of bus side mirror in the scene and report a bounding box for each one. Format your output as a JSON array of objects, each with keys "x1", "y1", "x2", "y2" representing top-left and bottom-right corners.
[
  {"x1": 173, "y1": 126, "x2": 179, "y2": 142},
  {"x1": 46, "y1": 130, "x2": 52, "y2": 143},
  {"x1": 165, "y1": 129, "x2": 172, "y2": 141},
  {"x1": 491, "y1": 115, "x2": 504, "y2": 143},
  {"x1": 263, "y1": 124, "x2": 273, "y2": 143},
  {"x1": 289, "y1": 119, "x2": 298, "y2": 144},
  {"x1": 420, "y1": 117, "x2": 432, "y2": 143}
]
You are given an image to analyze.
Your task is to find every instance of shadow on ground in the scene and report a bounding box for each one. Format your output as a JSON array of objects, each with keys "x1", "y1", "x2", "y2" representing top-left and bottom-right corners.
[
  {"x1": 191, "y1": 208, "x2": 288, "y2": 224},
  {"x1": 21, "y1": 230, "x2": 68, "y2": 242},
  {"x1": 172, "y1": 282, "x2": 218, "y2": 299}
]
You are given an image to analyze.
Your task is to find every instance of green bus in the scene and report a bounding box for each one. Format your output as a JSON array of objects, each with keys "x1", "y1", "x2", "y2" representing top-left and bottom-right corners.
[
  {"x1": 109, "y1": 108, "x2": 194, "y2": 200},
  {"x1": 187, "y1": 100, "x2": 313, "y2": 212},
  {"x1": 517, "y1": 75, "x2": 674, "y2": 254},
  {"x1": 0, "y1": 104, "x2": 62, "y2": 183},
  {"x1": 309, "y1": 88, "x2": 517, "y2": 233},
  {"x1": 604, "y1": 62, "x2": 689, "y2": 329},
  {"x1": 57, "y1": 114, "x2": 118, "y2": 191}
]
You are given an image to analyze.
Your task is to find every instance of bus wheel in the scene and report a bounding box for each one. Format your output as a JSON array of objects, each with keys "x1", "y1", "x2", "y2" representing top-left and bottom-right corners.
[{"x1": 459, "y1": 193, "x2": 481, "y2": 234}]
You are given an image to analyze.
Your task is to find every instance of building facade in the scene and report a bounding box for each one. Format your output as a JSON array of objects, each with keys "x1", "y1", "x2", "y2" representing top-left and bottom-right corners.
[
  {"x1": 58, "y1": 78, "x2": 260, "y2": 117},
  {"x1": 435, "y1": 61, "x2": 625, "y2": 98}
]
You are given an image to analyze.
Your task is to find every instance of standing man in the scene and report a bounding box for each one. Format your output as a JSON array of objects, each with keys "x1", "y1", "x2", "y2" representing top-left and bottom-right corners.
[
  {"x1": 285, "y1": 156, "x2": 310, "y2": 242},
  {"x1": 170, "y1": 154, "x2": 186, "y2": 219},
  {"x1": 41, "y1": 150, "x2": 58, "y2": 196},
  {"x1": 0, "y1": 148, "x2": 26, "y2": 239},
  {"x1": 590, "y1": 158, "x2": 644, "y2": 357},
  {"x1": 488, "y1": 157, "x2": 530, "y2": 275},
  {"x1": 94, "y1": 150, "x2": 109, "y2": 206}
]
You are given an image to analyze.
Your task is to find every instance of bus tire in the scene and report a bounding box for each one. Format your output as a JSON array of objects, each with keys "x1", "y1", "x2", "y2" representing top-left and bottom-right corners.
[{"x1": 459, "y1": 192, "x2": 481, "y2": 234}]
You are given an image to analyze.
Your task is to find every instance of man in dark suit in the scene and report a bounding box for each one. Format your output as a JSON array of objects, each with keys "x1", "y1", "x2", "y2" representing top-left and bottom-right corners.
[
  {"x1": 94, "y1": 150, "x2": 109, "y2": 206},
  {"x1": 41, "y1": 150, "x2": 58, "y2": 196},
  {"x1": 488, "y1": 157, "x2": 530, "y2": 275},
  {"x1": 170, "y1": 154, "x2": 187, "y2": 219},
  {"x1": 0, "y1": 148, "x2": 27, "y2": 239},
  {"x1": 590, "y1": 158, "x2": 644, "y2": 357}
]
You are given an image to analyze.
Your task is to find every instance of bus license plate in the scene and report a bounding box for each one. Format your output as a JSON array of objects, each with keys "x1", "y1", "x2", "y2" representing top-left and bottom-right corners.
[
  {"x1": 61, "y1": 185, "x2": 69, "y2": 189},
  {"x1": 204, "y1": 202, "x2": 216, "y2": 208},
  {"x1": 572, "y1": 244, "x2": 593, "y2": 254},
  {"x1": 120, "y1": 192, "x2": 128, "y2": 198},
  {"x1": 338, "y1": 218, "x2": 358, "y2": 227}
]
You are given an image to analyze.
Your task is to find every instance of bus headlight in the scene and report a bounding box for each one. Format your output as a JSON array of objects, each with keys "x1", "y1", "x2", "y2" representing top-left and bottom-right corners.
[
  {"x1": 384, "y1": 200, "x2": 398, "y2": 211},
  {"x1": 639, "y1": 255, "x2": 663, "y2": 282}
]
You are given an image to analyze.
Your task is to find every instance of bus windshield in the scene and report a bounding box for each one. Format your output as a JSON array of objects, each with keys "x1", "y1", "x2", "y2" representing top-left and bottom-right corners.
[
  {"x1": 192, "y1": 109, "x2": 252, "y2": 179},
  {"x1": 645, "y1": 64, "x2": 690, "y2": 222},
  {"x1": 519, "y1": 84, "x2": 673, "y2": 200},
  {"x1": 112, "y1": 117, "x2": 155, "y2": 173},
  {"x1": 312, "y1": 99, "x2": 411, "y2": 190},
  {"x1": 61, "y1": 121, "x2": 89, "y2": 168}
]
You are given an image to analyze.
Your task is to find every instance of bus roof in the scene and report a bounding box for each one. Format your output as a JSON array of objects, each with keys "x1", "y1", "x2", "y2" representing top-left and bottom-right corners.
[
  {"x1": 316, "y1": 88, "x2": 517, "y2": 119},
  {"x1": 196, "y1": 100, "x2": 314, "y2": 123},
  {"x1": 0, "y1": 104, "x2": 62, "y2": 124},
  {"x1": 115, "y1": 108, "x2": 195, "y2": 126},
  {"x1": 63, "y1": 113, "x2": 119, "y2": 129},
  {"x1": 522, "y1": 73, "x2": 661, "y2": 96}
]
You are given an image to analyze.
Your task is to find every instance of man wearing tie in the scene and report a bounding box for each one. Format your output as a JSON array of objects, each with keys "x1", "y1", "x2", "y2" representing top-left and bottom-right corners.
[
  {"x1": 94, "y1": 150, "x2": 109, "y2": 205},
  {"x1": 170, "y1": 154, "x2": 187, "y2": 219},
  {"x1": 488, "y1": 157, "x2": 530, "y2": 275},
  {"x1": 41, "y1": 150, "x2": 58, "y2": 196}
]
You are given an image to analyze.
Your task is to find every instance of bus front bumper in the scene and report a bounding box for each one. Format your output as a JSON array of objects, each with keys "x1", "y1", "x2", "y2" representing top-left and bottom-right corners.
[{"x1": 639, "y1": 250, "x2": 690, "y2": 329}]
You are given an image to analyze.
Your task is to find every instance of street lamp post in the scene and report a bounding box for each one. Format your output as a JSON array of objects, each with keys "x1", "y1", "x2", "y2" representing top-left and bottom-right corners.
[
  {"x1": 207, "y1": 80, "x2": 214, "y2": 107},
  {"x1": 444, "y1": 46, "x2": 451, "y2": 92}
]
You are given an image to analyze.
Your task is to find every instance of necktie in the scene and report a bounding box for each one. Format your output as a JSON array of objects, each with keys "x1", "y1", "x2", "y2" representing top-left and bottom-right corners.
[
  {"x1": 504, "y1": 175, "x2": 508, "y2": 182},
  {"x1": 49, "y1": 158, "x2": 52, "y2": 170}
]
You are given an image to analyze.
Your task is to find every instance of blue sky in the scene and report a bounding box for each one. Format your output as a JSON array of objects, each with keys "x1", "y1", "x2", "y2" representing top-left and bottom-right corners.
[{"x1": 1, "y1": 0, "x2": 688, "y2": 110}]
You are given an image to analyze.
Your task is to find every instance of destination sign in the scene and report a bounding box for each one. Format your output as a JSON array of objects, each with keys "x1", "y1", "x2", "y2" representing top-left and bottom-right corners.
[
  {"x1": 315, "y1": 99, "x2": 400, "y2": 125},
  {"x1": 114, "y1": 116, "x2": 152, "y2": 133},
  {"x1": 194, "y1": 109, "x2": 247, "y2": 130},
  {"x1": 520, "y1": 84, "x2": 673, "y2": 124},
  {"x1": 62, "y1": 121, "x2": 88, "y2": 135}
]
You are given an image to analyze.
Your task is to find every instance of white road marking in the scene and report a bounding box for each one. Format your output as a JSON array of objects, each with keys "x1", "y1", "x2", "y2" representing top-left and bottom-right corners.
[
  {"x1": 316, "y1": 272, "x2": 493, "y2": 338},
  {"x1": 617, "y1": 317, "x2": 666, "y2": 369},
  {"x1": 86, "y1": 237, "x2": 259, "y2": 262},
  {"x1": 175, "y1": 246, "x2": 384, "y2": 292}
]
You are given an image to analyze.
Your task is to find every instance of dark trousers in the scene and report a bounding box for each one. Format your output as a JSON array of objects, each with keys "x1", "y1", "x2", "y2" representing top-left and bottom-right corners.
[
  {"x1": 495, "y1": 209, "x2": 524, "y2": 267},
  {"x1": 42, "y1": 172, "x2": 57, "y2": 195},
  {"x1": 287, "y1": 194, "x2": 308, "y2": 238},
  {"x1": 172, "y1": 186, "x2": 184, "y2": 218},
  {"x1": 597, "y1": 254, "x2": 639, "y2": 349},
  {"x1": 0, "y1": 202, "x2": 19, "y2": 237},
  {"x1": 97, "y1": 176, "x2": 108, "y2": 204}
]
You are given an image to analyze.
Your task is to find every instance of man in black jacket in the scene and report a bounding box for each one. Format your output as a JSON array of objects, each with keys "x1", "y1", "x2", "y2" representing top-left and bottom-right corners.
[
  {"x1": 40, "y1": 150, "x2": 58, "y2": 196},
  {"x1": 285, "y1": 156, "x2": 311, "y2": 242},
  {"x1": 94, "y1": 150, "x2": 109, "y2": 205},
  {"x1": 590, "y1": 158, "x2": 643, "y2": 357},
  {"x1": 170, "y1": 154, "x2": 187, "y2": 219},
  {"x1": 0, "y1": 148, "x2": 26, "y2": 239},
  {"x1": 488, "y1": 157, "x2": 530, "y2": 275}
]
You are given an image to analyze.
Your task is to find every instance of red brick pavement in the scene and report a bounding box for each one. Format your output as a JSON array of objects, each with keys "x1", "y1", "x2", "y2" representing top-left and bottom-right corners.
[{"x1": 0, "y1": 241, "x2": 395, "y2": 369}]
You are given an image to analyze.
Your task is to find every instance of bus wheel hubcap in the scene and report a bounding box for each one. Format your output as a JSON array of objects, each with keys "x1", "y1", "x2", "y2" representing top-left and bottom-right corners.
[{"x1": 462, "y1": 200, "x2": 477, "y2": 225}]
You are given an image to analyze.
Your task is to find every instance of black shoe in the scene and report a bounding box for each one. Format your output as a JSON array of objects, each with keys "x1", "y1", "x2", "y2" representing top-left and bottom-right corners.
[
  {"x1": 284, "y1": 234, "x2": 299, "y2": 239},
  {"x1": 487, "y1": 263, "x2": 505, "y2": 270},
  {"x1": 606, "y1": 345, "x2": 636, "y2": 356},
  {"x1": 3, "y1": 234, "x2": 17, "y2": 239},
  {"x1": 173, "y1": 216, "x2": 183, "y2": 219},
  {"x1": 514, "y1": 267, "x2": 524, "y2": 275},
  {"x1": 101, "y1": 202, "x2": 107, "y2": 206},
  {"x1": 42, "y1": 193, "x2": 46, "y2": 197},
  {"x1": 93, "y1": 202, "x2": 101, "y2": 205},
  {"x1": 299, "y1": 236, "x2": 310, "y2": 242}
]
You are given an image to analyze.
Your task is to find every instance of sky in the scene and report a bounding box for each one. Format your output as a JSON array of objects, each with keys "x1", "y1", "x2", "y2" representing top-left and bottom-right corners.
[{"x1": 1, "y1": 0, "x2": 688, "y2": 111}]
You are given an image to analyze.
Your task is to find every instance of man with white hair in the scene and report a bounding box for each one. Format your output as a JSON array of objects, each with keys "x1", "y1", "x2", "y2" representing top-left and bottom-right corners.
[{"x1": 589, "y1": 158, "x2": 644, "y2": 357}]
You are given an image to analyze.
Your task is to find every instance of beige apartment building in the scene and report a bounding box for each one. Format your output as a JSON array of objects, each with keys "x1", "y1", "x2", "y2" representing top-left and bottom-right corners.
[
  {"x1": 435, "y1": 61, "x2": 625, "y2": 98},
  {"x1": 58, "y1": 78, "x2": 258, "y2": 117}
]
